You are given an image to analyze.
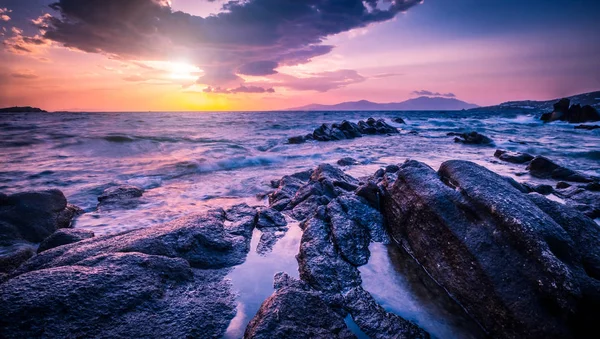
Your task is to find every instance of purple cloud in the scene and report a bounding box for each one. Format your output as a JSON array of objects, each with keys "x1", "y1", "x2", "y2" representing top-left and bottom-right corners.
[{"x1": 412, "y1": 90, "x2": 456, "y2": 98}]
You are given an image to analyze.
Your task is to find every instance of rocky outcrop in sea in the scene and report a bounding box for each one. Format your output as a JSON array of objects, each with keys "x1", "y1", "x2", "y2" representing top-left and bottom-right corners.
[
  {"x1": 288, "y1": 117, "x2": 400, "y2": 144},
  {"x1": 541, "y1": 98, "x2": 600, "y2": 123}
]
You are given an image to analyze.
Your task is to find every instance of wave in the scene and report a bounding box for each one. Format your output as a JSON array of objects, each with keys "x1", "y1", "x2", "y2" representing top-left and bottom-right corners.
[
  {"x1": 159, "y1": 155, "x2": 288, "y2": 179},
  {"x1": 101, "y1": 134, "x2": 234, "y2": 144}
]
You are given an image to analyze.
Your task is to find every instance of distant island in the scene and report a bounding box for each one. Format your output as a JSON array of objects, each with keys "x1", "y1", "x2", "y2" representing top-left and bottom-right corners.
[
  {"x1": 0, "y1": 106, "x2": 47, "y2": 113},
  {"x1": 287, "y1": 96, "x2": 479, "y2": 111},
  {"x1": 470, "y1": 91, "x2": 600, "y2": 113}
]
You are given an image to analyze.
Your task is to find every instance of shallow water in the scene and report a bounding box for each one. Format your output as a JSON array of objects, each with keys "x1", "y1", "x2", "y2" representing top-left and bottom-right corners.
[{"x1": 1, "y1": 110, "x2": 599, "y2": 338}]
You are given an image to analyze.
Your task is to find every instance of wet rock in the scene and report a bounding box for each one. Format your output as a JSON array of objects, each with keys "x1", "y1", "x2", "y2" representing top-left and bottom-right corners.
[
  {"x1": 244, "y1": 273, "x2": 356, "y2": 339},
  {"x1": 327, "y1": 198, "x2": 371, "y2": 266},
  {"x1": 97, "y1": 185, "x2": 143, "y2": 210},
  {"x1": 522, "y1": 183, "x2": 554, "y2": 195},
  {"x1": 0, "y1": 189, "x2": 81, "y2": 246},
  {"x1": 269, "y1": 171, "x2": 312, "y2": 211},
  {"x1": 527, "y1": 156, "x2": 596, "y2": 182},
  {"x1": 337, "y1": 157, "x2": 359, "y2": 166},
  {"x1": 343, "y1": 287, "x2": 429, "y2": 339},
  {"x1": 575, "y1": 124, "x2": 600, "y2": 130},
  {"x1": 555, "y1": 185, "x2": 600, "y2": 219},
  {"x1": 557, "y1": 181, "x2": 572, "y2": 189},
  {"x1": 385, "y1": 164, "x2": 400, "y2": 173},
  {"x1": 392, "y1": 117, "x2": 406, "y2": 124},
  {"x1": 16, "y1": 204, "x2": 257, "y2": 274},
  {"x1": 355, "y1": 181, "x2": 380, "y2": 208},
  {"x1": 448, "y1": 131, "x2": 493, "y2": 145},
  {"x1": 494, "y1": 149, "x2": 535, "y2": 164},
  {"x1": 0, "y1": 252, "x2": 237, "y2": 339},
  {"x1": 256, "y1": 208, "x2": 287, "y2": 229},
  {"x1": 256, "y1": 229, "x2": 287, "y2": 255},
  {"x1": 288, "y1": 118, "x2": 397, "y2": 143},
  {"x1": 382, "y1": 159, "x2": 599, "y2": 338},
  {"x1": 541, "y1": 98, "x2": 600, "y2": 123},
  {"x1": 0, "y1": 245, "x2": 35, "y2": 277},
  {"x1": 37, "y1": 228, "x2": 95, "y2": 253},
  {"x1": 287, "y1": 135, "x2": 306, "y2": 144}
]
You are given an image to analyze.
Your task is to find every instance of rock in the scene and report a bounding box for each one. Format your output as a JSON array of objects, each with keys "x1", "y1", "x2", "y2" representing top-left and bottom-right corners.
[
  {"x1": 0, "y1": 189, "x2": 81, "y2": 246},
  {"x1": 0, "y1": 245, "x2": 36, "y2": 277},
  {"x1": 385, "y1": 164, "x2": 400, "y2": 173},
  {"x1": 0, "y1": 252, "x2": 237, "y2": 339},
  {"x1": 288, "y1": 118, "x2": 397, "y2": 143},
  {"x1": 97, "y1": 185, "x2": 144, "y2": 210},
  {"x1": 382, "y1": 159, "x2": 599, "y2": 338},
  {"x1": 494, "y1": 149, "x2": 535, "y2": 164},
  {"x1": 575, "y1": 124, "x2": 600, "y2": 130},
  {"x1": 541, "y1": 99, "x2": 600, "y2": 123},
  {"x1": 527, "y1": 156, "x2": 595, "y2": 182},
  {"x1": 256, "y1": 208, "x2": 287, "y2": 229},
  {"x1": 554, "y1": 185, "x2": 600, "y2": 219},
  {"x1": 37, "y1": 228, "x2": 95, "y2": 253},
  {"x1": 327, "y1": 198, "x2": 372, "y2": 266},
  {"x1": 449, "y1": 131, "x2": 493, "y2": 145},
  {"x1": 392, "y1": 117, "x2": 406, "y2": 124},
  {"x1": 556, "y1": 181, "x2": 572, "y2": 189},
  {"x1": 343, "y1": 287, "x2": 429, "y2": 339},
  {"x1": 522, "y1": 183, "x2": 554, "y2": 195},
  {"x1": 244, "y1": 273, "x2": 356, "y2": 339},
  {"x1": 337, "y1": 157, "x2": 359, "y2": 166},
  {"x1": 256, "y1": 229, "x2": 287, "y2": 255},
  {"x1": 288, "y1": 135, "x2": 306, "y2": 144},
  {"x1": 16, "y1": 204, "x2": 257, "y2": 274},
  {"x1": 355, "y1": 181, "x2": 380, "y2": 208},
  {"x1": 269, "y1": 170, "x2": 312, "y2": 211}
]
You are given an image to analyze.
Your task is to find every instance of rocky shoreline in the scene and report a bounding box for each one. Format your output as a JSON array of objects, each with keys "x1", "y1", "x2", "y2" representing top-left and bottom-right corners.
[{"x1": 1, "y1": 147, "x2": 599, "y2": 338}]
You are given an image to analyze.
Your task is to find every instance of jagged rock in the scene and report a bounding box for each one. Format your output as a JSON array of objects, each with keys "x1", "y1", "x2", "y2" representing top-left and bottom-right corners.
[
  {"x1": 448, "y1": 131, "x2": 493, "y2": 145},
  {"x1": 527, "y1": 156, "x2": 596, "y2": 182},
  {"x1": 288, "y1": 118, "x2": 397, "y2": 143},
  {"x1": 575, "y1": 124, "x2": 600, "y2": 130},
  {"x1": 244, "y1": 273, "x2": 356, "y2": 339},
  {"x1": 554, "y1": 185, "x2": 600, "y2": 219},
  {"x1": 343, "y1": 287, "x2": 429, "y2": 339},
  {"x1": 0, "y1": 253, "x2": 237, "y2": 339},
  {"x1": 0, "y1": 245, "x2": 36, "y2": 277},
  {"x1": 16, "y1": 204, "x2": 257, "y2": 274},
  {"x1": 256, "y1": 229, "x2": 287, "y2": 255},
  {"x1": 355, "y1": 181, "x2": 380, "y2": 208},
  {"x1": 494, "y1": 149, "x2": 535, "y2": 164},
  {"x1": 541, "y1": 98, "x2": 600, "y2": 123},
  {"x1": 385, "y1": 164, "x2": 400, "y2": 173},
  {"x1": 256, "y1": 208, "x2": 287, "y2": 229},
  {"x1": 337, "y1": 157, "x2": 359, "y2": 166},
  {"x1": 0, "y1": 189, "x2": 81, "y2": 246},
  {"x1": 269, "y1": 170, "x2": 312, "y2": 211},
  {"x1": 541, "y1": 98, "x2": 570, "y2": 122},
  {"x1": 392, "y1": 117, "x2": 406, "y2": 124},
  {"x1": 37, "y1": 228, "x2": 95, "y2": 253},
  {"x1": 382, "y1": 160, "x2": 600, "y2": 338}
]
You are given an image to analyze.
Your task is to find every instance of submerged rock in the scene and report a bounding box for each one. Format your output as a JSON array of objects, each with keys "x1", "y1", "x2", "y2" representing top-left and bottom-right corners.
[
  {"x1": 37, "y1": 228, "x2": 95, "y2": 253},
  {"x1": 337, "y1": 157, "x2": 359, "y2": 166},
  {"x1": 245, "y1": 273, "x2": 356, "y2": 339},
  {"x1": 97, "y1": 185, "x2": 144, "y2": 210},
  {"x1": 527, "y1": 156, "x2": 596, "y2": 182},
  {"x1": 382, "y1": 159, "x2": 600, "y2": 338},
  {"x1": 575, "y1": 124, "x2": 600, "y2": 130},
  {"x1": 0, "y1": 253, "x2": 237, "y2": 339},
  {"x1": 494, "y1": 149, "x2": 534, "y2": 164},
  {"x1": 0, "y1": 189, "x2": 81, "y2": 246},
  {"x1": 448, "y1": 131, "x2": 493, "y2": 145}
]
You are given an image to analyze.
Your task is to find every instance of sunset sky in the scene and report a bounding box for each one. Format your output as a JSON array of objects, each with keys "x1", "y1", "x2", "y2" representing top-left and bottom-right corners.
[{"x1": 1, "y1": 0, "x2": 599, "y2": 111}]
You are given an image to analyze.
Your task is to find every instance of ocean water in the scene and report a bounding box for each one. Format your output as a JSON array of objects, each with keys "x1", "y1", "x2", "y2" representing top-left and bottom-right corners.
[{"x1": 1, "y1": 110, "x2": 599, "y2": 338}]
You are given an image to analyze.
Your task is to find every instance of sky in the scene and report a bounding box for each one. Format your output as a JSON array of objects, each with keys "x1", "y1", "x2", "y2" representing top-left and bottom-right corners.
[{"x1": 0, "y1": 0, "x2": 599, "y2": 111}]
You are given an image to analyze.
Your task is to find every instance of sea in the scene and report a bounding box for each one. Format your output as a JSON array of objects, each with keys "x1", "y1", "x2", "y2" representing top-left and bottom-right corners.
[{"x1": 1, "y1": 110, "x2": 599, "y2": 338}]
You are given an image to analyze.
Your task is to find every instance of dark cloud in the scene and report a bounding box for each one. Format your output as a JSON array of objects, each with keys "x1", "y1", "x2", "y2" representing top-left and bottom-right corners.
[
  {"x1": 412, "y1": 90, "x2": 456, "y2": 98},
  {"x1": 203, "y1": 85, "x2": 275, "y2": 94},
  {"x1": 11, "y1": 71, "x2": 38, "y2": 79},
  {"x1": 14, "y1": 0, "x2": 421, "y2": 86}
]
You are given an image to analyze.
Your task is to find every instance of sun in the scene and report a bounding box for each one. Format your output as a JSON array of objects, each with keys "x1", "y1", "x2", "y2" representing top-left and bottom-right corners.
[{"x1": 167, "y1": 61, "x2": 201, "y2": 80}]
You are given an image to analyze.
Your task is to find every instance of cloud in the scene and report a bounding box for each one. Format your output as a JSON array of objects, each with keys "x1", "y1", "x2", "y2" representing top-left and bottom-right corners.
[
  {"x1": 203, "y1": 85, "x2": 275, "y2": 94},
  {"x1": 17, "y1": 0, "x2": 421, "y2": 87},
  {"x1": 0, "y1": 8, "x2": 10, "y2": 21},
  {"x1": 267, "y1": 69, "x2": 366, "y2": 92},
  {"x1": 11, "y1": 70, "x2": 38, "y2": 79},
  {"x1": 412, "y1": 90, "x2": 456, "y2": 98},
  {"x1": 2, "y1": 25, "x2": 50, "y2": 54}
]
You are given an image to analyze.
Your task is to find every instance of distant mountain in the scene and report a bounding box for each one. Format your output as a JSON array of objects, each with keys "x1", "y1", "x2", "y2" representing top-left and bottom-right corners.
[
  {"x1": 288, "y1": 96, "x2": 479, "y2": 111},
  {"x1": 0, "y1": 106, "x2": 47, "y2": 113},
  {"x1": 470, "y1": 91, "x2": 600, "y2": 113}
]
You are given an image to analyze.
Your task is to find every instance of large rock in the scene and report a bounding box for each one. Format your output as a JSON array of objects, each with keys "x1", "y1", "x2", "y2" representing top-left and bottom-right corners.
[
  {"x1": 541, "y1": 98, "x2": 600, "y2": 123},
  {"x1": 0, "y1": 252, "x2": 237, "y2": 339},
  {"x1": 37, "y1": 228, "x2": 95, "y2": 253},
  {"x1": 16, "y1": 204, "x2": 257, "y2": 274},
  {"x1": 527, "y1": 156, "x2": 596, "y2": 182},
  {"x1": 0, "y1": 189, "x2": 81, "y2": 246},
  {"x1": 494, "y1": 149, "x2": 534, "y2": 164},
  {"x1": 288, "y1": 118, "x2": 398, "y2": 143},
  {"x1": 554, "y1": 184, "x2": 600, "y2": 219},
  {"x1": 244, "y1": 273, "x2": 356, "y2": 339},
  {"x1": 448, "y1": 131, "x2": 493, "y2": 145},
  {"x1": 97, "y1": 185, "x2": 144, "y2": 210},
  {"x1": 382, "y1": 160, "x2": 600, "y2": 338}
]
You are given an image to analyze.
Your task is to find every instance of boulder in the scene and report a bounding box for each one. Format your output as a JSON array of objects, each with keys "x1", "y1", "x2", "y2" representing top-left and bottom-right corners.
[
  {"x1": 449, "y1": 131, "x2": 493, "y2": 145},
  {"x1": 392, "y1": 117, "x2": 406, "y2": 124},
  {"x1": 0, "y1": 252, "x2": 237, "y2": 339},
  {"x1": 382, "y1": 160, "x2": 600, "y2": 338},
  {"x1": 97, "y1": 185, "x2": 143, "y2": 210},
  {"x1": 554, "y1": 185, "x2": 600, "y2": 219},
  {"x1": 16, "y1": 204, "x2": 257, "y2": 274},
  {"x1": 494, "y1": 149, "x2": 535, "y2": 164},
  {"x1": 527, "y1": 156, "x2": 596, "y2": 182},
  {"x1": 541, "y1": 99, "x2": 600, "y2": 123},
  {"x1": 255, "y1": 208, "x2": 287, "y2": 229},
  {"x1": 244, "y1": 273, "x2": 356, "y2": 339},
  {"x1": 337, "y1": 157, "x2": 359, "y2": 166},
  {"x1": 0, "y1": 189, "x2": 81, "y2": 246},
  {"x1": 541, "y1": 98, "x2": 570, "y2": 122},
  {"x1": 37, "y1": 228, "x2": 95, "y2": 253},
  {"x1": 288, "y1": 135, "x2": 306, "y2": 144}
]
